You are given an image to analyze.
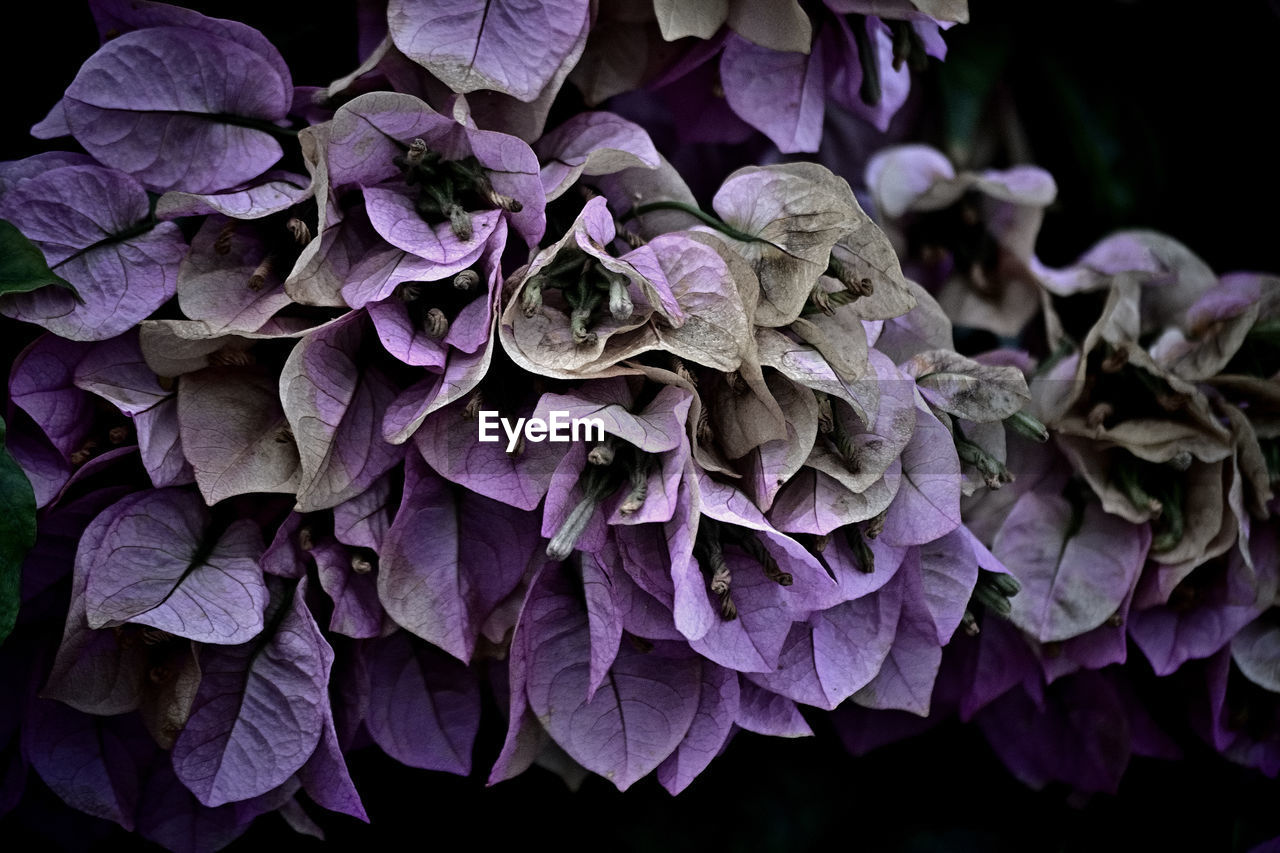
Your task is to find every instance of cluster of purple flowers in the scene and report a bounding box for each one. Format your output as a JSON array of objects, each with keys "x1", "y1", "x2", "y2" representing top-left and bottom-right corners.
[{"x1": 0, "y1": 1, "x2": 1275, "y2": 848}]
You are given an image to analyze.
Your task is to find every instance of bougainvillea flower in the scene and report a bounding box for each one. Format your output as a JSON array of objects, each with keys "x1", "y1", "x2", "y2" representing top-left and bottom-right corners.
[
  {"x1": 155, "y1": 171, "x2": 311, "y2": 221},
  {"x1": 976, "y1": 669, "x2": 1146, "y2": 796},
  {"x1": 1198, "y1": 649, "x2": 1280, "y2": 776},
  {"x1": 280, "y1": 310, "x2": 406, "y2": 511},
  {"x1": 866, "y1": 144, "x2": 1055, "y2": 336},
  {"x1": 170, "y1": 578, "x2": 332, "y2": 806},
  {"x1": 324, "y1": 92, "x2": 545, "y2": 251},
  {"x1": 1033, "y1": 230, "x2": 1219, "y2": 335},
  {"x1": 509, "y1": 563, "x2": 706, "y2": 790},
  {"x1": 502, "y1": 197, "x2": 751, "y2": 378},
  {"x1": 535, "y1": 378, "x2": 694, "y2": 566},
  {"x1": 647, "y1": 2, "x2": 952, "y2": 152}
]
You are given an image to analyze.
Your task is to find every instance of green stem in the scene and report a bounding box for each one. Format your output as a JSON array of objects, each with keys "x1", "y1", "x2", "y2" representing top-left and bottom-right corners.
[
  {"x1": 628, "y1": 201, "x2": 766, "y2": 245},
  {"x1": 850, "y1": 16, "x2": 882, "y2": 107}
]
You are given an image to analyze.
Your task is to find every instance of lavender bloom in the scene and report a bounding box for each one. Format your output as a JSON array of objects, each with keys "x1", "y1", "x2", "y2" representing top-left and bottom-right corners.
[{"x1": 866, "y1": 144, "x2": 1055, "y2": 336}]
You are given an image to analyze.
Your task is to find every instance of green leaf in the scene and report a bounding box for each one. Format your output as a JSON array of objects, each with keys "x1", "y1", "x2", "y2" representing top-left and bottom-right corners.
[
  {"x1": 0, "y1": 218, "x2": 82, "y2": 301},
  {"x1": 0, "y1": 415, "x2": 37, "y2": 645}
]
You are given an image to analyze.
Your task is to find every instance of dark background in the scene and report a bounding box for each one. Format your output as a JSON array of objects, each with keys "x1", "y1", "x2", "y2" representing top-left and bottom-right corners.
[{"x1": 3, "y1": 1, "x2": 1280, "y2": 849}]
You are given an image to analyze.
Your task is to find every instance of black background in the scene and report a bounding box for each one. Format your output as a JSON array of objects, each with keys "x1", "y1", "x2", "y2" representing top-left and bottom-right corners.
[{"x1": 3, "y1": 1, "x2": 1280, "y2": 849}]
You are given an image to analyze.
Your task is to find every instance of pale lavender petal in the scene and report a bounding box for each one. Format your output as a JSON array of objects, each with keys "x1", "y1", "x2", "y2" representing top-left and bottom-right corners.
[
  {"x1": 735, "y1": 680, "x2": 813, "y2": 737},
  {"x1": 280, "y1": 312, "x2": 405, "y2": 511},
  {"x1": 83, "y1": 489, "x2": 268, "y2": 644},
  {"x1": 748, "y1": 566, "x2": 904, "y2": 710},
  {"x1": 581, "y1": 545, "x2": 625, "y2": 700},
  {"x1": 312, "y1": 541, "x2": 386, "y2": 639},
  {"x1": 655, "y1": 662, "x2": 738, "y2": 795},
  {"x1": 535, "y1": 111, "x2": 660, "y2": 200},
  {"x1": 387, "y1": 0, "x2": 591, "y2": 102},
  {"x1": 333, "y1": 473, "x2": 396, "y2": 553},
  {"x1": 9, "y1": 334, "x2": 93, "y2": 458},
  {"x1": 879, "y1": 404, "x2": 962, "y2": 546},
  {"x1": 171, "y1": 580, "x2": 331, "y2": 807},
  {"x1": 522, "y1": 566, "x2": 701, "y2": 790},
  {"x1": 156, "y1": 172, "x2": 310, "y2": 220},
  {"x1": 413, "y1": 395, "x2": 568, "y2": 510},
  {"x1": 995, "y1": 493, "x2": 1150, "y2": 644},
  {"x1": 135, "y1": 397, "x2": 195, "y2": 488},
  {"x1": 364, "y1": 630, "x2": 481, "y2": 774},
  {"x1": 62, "y1": 27, "x2": 290, "y2": 192},
  {"x1": 296, "y1": 703, "x2": 368, "y2": 822},
  {"x1": 852, "y1": 554, "x2": 944, "y2": 716},
  {"x1": 721, "y1": 34, "x2": 824, "y2": 153},
  {"x1": 0, "y1": 165, "x2": 184, "y2": 340},
  {"x1": 176, "y1": 215, "x2": 294, "y2": 335},
  {"x1": 72, "y1": 330, "x2": 170, "y2": 415},
  {"x1": 178, "y1": 367, "x2": 301, "y2": 504},
  {"x1": 364, "y1": 186, "x2": 500, "y2": 262}
]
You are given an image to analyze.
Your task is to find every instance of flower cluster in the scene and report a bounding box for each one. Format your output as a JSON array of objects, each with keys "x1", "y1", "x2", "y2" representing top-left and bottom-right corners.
[
  {"x1": 1, "y1": 0, "x2": 1276, "y2": 848},
  {"x1": 837, "y1": 143, "x2": 1280, "y2": 794}
]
